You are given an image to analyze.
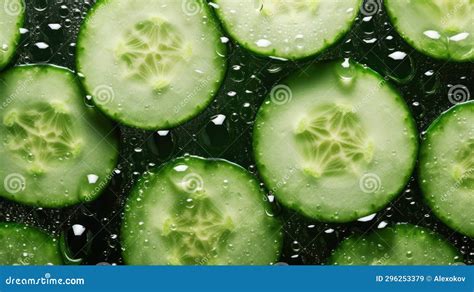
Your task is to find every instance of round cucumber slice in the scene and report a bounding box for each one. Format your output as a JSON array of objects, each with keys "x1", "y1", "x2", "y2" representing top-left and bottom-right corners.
[
  {"x1": 0, "y1": 65, "x2": 118, "y2": 207},
  {"x1": 253, "y1": 60, "x2": 418, "y2": 222},
  {"x1": 77, "y1": 0, "x2": 227, "y2": 130},
  {"x1": 419, "y1": 101, "x2": 474, "y2": 237},
  {"x1": 0, "y1": 0, "x2": 25, "y2": 70},
  {"x1": 0, "y1": 223, "x2": 62, "y2": 265},
  {"x1": 385, "y1": 0, "x2": 474, "y2": 61},
  {"x1": 329, "y1": 224, "x2": 462, "y2": 265},
  {"x1": 122, "y1": 156, "x2": 282, "y2": 265},
  {"x1": 213, "y1": 0, "x2": 361, "y2": 60}
]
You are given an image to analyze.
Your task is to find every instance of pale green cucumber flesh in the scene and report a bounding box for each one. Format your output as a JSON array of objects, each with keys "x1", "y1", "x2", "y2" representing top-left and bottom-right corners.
[
  {"x1": 419, "y1": 101, "x2": 474, "y2": 237},
  {"x1": 0, "y1": 223, "x2": 63, "y2": 265},
  {"x1": 122, "y1": 156, "x2": 282, "y2": 265},
  {"x1": 253, "y1": 60, "x2": 418, "y2": 222},
  {"x1": 76, "y1": 0, "x2": 227, "y2": 129},
  {"x1": 329, "y1": 224, "x2": 462, "y2": 265},
  {"x1": 385, "y1": 0, "x2": 474, "y2": 61},
  {"x1": 0, "y1": 65, "x2": 119, "y2": 207}
]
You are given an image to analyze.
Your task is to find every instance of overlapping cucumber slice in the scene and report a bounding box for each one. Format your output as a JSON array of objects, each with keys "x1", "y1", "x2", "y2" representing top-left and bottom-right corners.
[
  {"x1": 329, "y1": 224, "x2": 462, "y2": 265},
  {"x1": 419, "y1": 101, "x2": 474, "y2": 237},
  {"x1": 253, "y1": 60, "x2": 418, "y2": 222},
  {"x1": 0, "y1": 223, "x2": 62, "y2": 265},
  {"x1": 122, "y1": 156, "x2": 282, "y2": 265},
  {"x1": 77, "y1": 0, "x2": 227, "y2": 129},
  {"x1": 0, "y1": 65, "x2": 118, "y2": 207},
  {"x1": 213, "y1": 0, "x2": 361, "y2": 59},
  {"x1": 0, "y1": 0, "x2": 25, "y2": 70},
  {"x1": 385, "y1": 0, "x2": 474, "y2": 61}
]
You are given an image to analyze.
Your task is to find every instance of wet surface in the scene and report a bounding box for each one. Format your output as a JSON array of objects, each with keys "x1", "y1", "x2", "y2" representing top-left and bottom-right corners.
[{"x1": 0, "y1": 0, "x2": 472, "y2": 265}]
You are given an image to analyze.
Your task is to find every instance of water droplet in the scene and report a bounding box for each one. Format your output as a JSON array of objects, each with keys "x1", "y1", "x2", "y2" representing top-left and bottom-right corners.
[
  {"x1": 423, "y1": 30, "x2": 441, "y2": 40},
  {"x1": 255, "y1": 39, "x2": 272, "y2": 48}
]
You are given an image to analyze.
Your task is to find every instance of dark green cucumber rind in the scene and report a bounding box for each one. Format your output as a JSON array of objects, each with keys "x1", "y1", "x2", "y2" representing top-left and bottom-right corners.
[
  {"x1": 76, "y1": 0, "x2": 228, "y2": 130},
  {"x1": 213, "y1": 0, "x2": 362, "y2": 60},
  {"x1": 0, "y1": 223, "x2": 63, "y2": 265},
  {"x1": 384, "y1": 1, "x2": 474, "y2": 62},
  {"x1": 0, "y1": 1, "x2": 25, "y2": 71},
  {"x1": 122, "y1": 155, "x2": 283, "y2": 265},
  {"x1": 328, "y1": 224, "x2": 462, "y2": 265},
  {"x1": 0, "y1": 65, "x2": 119, "y2": 208},
  {"x1": 253, "y1": 61, "x2": 418, "y2": 222},
  {"x1": 418, "y1": 101, "x2": 474, "y2": 237}
]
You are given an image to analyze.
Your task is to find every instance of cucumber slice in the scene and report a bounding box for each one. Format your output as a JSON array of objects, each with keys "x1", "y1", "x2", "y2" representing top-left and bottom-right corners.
[
  {"x1": 0, "y1": 223, "x2": 62, "y2": 265},
  {"x1": 419, "y1": 101, "x2": 474, "y2": 237},
  {"x1": 213, "y1": 0, "x2": 361, "y2": 59},
  {"x1": 77, "y1": 0, "x2": 227, "y2": 130},
  {"x1": 122, "y1": 156, "x2": 282, "y2": 265},
  {"x1": 0, "y1": 0, "x2": 25, "y2": 70},
  {"x1": 253, "y1": 60, "x2": 418, "y2": 222},
  {"x1": 385, "y1": 0, "x2": 474, "y2": 61},
  {"x1": 0, "y1": 65, "x2": 118, "y2": 207},
  {"x1": 329, "y1": 224, "x2": 462, "y2": 265}
]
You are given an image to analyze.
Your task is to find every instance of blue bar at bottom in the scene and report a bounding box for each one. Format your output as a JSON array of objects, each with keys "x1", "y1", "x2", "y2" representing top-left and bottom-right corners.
[{"x1": 0, "y1": 266, "x2": 472, "y2": 291}]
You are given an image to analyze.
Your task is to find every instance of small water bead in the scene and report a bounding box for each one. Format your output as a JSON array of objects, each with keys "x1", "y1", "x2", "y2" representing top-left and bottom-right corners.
[
  {"x1": 255, "y1": 39, "x2": 272, "y2": 48},
  {"x1": 59, "y1": 5, "x2": 70, "y2": 18},
  {"x1": 388, "y1": 51, "x2": 407, "y2": 60},
  {"x1": 363, "y1": 38, "x2": 377, "y2": 44},
  {"x1": 357, "y1": 213, "x2": 376, "y2": 222},
  {"x1": 377, "y1": 221, "x2": 388, "y2": 229},
  {"x1": 449, "y1": 32, "x2": 469, "y2": 42},
  {"x1": 291, "y1": 240, "x2": 301, "y2": 252},
  {"x1": 385, "y1": 51, "x2": 415, "y2": 83},
  {"x1": 33, "y1": 0, "x2": 49, "y2": 12},
  {"x1": 152, "y1": 130, "x2": 174, "y2": 160},
  {"x1": 423, "y1": 30, "x2": 441, "y2": 40},
  {"x1": 200, "y1": 115, "x2": 230, "y2": 150},
  {"x1": 336, "y1": 58, "x2": 356, "y2": 84},
  {"x1": 61, "y1": 224, "x2": 93, "y2": 263},
  {"x1": 1, "y1": 44, "x2": 8, "y2": 51},
  {"x1": 341, "y1": 38, "x2": 353, "y2": 56},
  {"x1": 86, "y1": 174, "x2": 99, "y2": 184},
  {"x1": 294, "y1": 34, "x2": 304, "y2": 49},
  {"x1": 361, "y1": 16, "x2": 375, "y2": 35},
  {"x1": 47, "y1": 23, "x2": 62, "y2": 30},
  {"x1": 267, "y1": 65, "x2": 282, "y2": 74},
  {"x1": 34, "y1": 42, "x2": 49, "y2": 49}
]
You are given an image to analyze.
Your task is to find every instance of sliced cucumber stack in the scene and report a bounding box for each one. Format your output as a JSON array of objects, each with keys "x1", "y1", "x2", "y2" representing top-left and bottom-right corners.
[
  {"x1": 329, "y1": 224, "x2": 462, "y2": 265},
  {"x1": 385, "y1": 0, "x2": 474, "y2": 61},
  {"x1": 0, "y1": 223, "x2": 62, "y2": 265},
  {"x1": 122, "y1": 156, "x2": 282, "y2": 265},
  {"x1": 253, "y1": 60, "x2": 418, "y2": 222},
  {"x1": 0, "y1": 0, "x2": 25, "y2": 70},
  {"x1": 419, "y1": 101, "x2": 474, "y2": 237},
  {"x1": 77, "y1": 0, "x2": 227, "y2": 129},
  {"x1": 0, "y1": 65, "x2": 118, "y2": 207},
  {"x1": 213, "y1": 0, "x2": 361, "y2": 59}
]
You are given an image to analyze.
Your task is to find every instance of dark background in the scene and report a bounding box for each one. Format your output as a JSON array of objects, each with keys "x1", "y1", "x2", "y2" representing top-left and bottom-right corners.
[{"x1": 0, "y1": 0, "x2": 472, "y2": 265}]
